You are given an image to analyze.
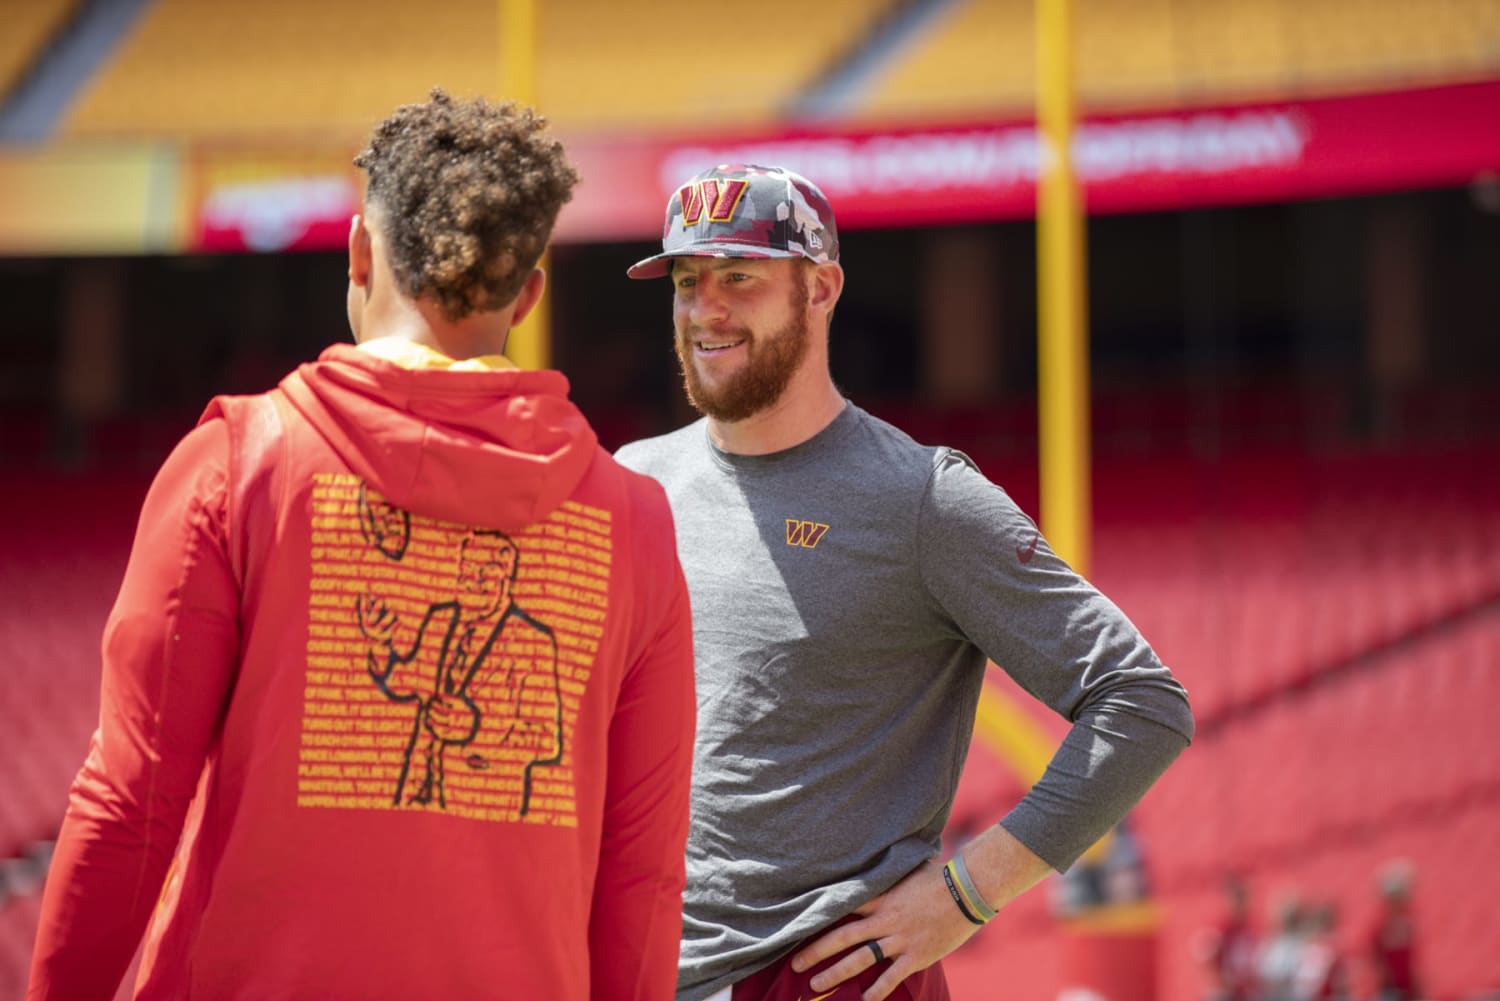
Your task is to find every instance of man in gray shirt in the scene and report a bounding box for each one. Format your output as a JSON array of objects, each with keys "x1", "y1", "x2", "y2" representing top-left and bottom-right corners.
[{"x1": 617, "y1": 163, "x2": 1194, "y2": 1001}]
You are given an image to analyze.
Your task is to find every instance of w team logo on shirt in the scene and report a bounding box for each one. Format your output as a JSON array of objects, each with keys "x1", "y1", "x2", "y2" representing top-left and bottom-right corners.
[{"x1": 785, "y1": 519, "x2": 829, "y2": 549}]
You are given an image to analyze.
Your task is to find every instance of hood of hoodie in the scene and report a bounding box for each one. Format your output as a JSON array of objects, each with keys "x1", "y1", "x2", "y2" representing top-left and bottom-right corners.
[{"x1": 278, "y1": 343, "x2": 598, "y2": 532}]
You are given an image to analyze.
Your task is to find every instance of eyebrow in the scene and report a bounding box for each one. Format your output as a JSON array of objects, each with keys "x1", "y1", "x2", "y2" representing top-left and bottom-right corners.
[{"x1": 673, "y1": 258, "x2": 767, "y2": 277}]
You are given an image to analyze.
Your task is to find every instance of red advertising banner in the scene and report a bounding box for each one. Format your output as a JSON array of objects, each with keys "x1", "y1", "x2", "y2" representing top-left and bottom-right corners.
[
  {"x1": 177, "y1": 81, "x2": 1500, "y2": 252},
  {"x1": 187, "y1": 148, "x2": 362, "y2": 253},
  {"x1": 555, "y1": 80, "x2": 1500, "y2": 242}
]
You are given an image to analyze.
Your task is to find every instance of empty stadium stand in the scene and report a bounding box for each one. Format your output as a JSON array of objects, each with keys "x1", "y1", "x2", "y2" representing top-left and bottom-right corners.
[
  {"x1": 12, "y1": 0, "x2": 1495, "y2": 142},
  {"x1": 57, "y1": 0, "x2": 886, "y2": 140},
  {"x1": 0, "y1": 0, "x2": 72, "y2": 98},
  {"x1": 0, "y1": 473, "x2": 144, "y2": 864},
  {"x1": 1135, "y1": 617, "x2": 1500, "y2": 1001},
  {"x1": 60, "y1": 0, "x2": 502, "y2": 139},
  {"x1": 3, "y1": 432, "x2": 1497, "y2": 998},
  {"x1": 861, "y1": 0, "x2": 1500, "y2": 120},
  {"x1": 932, "y1": 438, "x2": 1500, "y2": 1001},
  {"x1": 1113, "y1": 459, "x2": 1500, "y2": 1001},
  {"x1": 536, "y1": 0, "x2": 887, "y2": 131}
]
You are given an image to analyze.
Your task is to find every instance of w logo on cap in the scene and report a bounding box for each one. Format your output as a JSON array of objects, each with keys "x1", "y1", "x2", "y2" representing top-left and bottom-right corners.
[{"x1": 679, "y1": 178, "x2": 750, "y2": 226}]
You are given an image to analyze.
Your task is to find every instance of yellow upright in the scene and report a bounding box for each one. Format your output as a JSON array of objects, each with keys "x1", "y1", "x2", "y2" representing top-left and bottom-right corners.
[
  {"x1": 1035, "y1": 0, "x2": 1092, "y2": 575},
  {"x1": 499, "y1": 0, "x2": 550, "y2": 371}
]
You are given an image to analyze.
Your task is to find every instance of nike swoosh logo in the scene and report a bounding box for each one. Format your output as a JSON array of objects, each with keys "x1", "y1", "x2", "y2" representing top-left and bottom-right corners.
[
  {"x1": 1017, "y1": 532, "x2": 1039, "y2": 564},
  {"x1": 798, "y1": 991, "x2": 839, "y2": 1001}
]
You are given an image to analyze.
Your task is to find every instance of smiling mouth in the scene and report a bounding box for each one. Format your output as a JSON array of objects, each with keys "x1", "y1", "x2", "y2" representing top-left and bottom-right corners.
[{"x1": 696, "y1": 337, "x2": 746, "y2": 353}]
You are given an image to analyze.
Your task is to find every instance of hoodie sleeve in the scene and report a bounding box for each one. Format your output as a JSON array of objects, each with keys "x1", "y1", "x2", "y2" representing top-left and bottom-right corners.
[
  {"x1": 588, "y1": 485, "x2": 696, "y2": 1001},
  {"x1": 29, "y1": 419, "x2": 240, "y2": 1001}
]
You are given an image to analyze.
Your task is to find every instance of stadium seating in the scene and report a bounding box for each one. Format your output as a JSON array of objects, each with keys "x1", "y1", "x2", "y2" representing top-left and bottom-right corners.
[
  {"x1": 3, "y1": 437, "x2": 1497, "y2": 997},
  {"x1": 859, "y1": 0, "x2": 1500, "y2": 121},
  {"x1": 0, "y1": 0, "x2": 72, "y2": 98},
  {"x1": 535, "y1": 0, "x2": 884, "y2": 131},
  {"x1": 58, "y1": 0, "x2": 882, "y2": 140},
  {"x1": 61, "y1": 0, "x2": 502, "y2": 139},
  {"x1": 1132, "y1": 601, "x2": 1500, "y2": 1001},
  {"x1": 34, "y1": 0, "x2": 1500, "y2": 142},
  {"x1": 936, "y1": 438, "x2": 1500, "y2": 1001},
  {"x1": 1088, "y1": 443, "x2": 1500, "y2": 726},
  {"x1": 0, "y1": 891, "x2": 43, "y2": 1000},
  {"x1": 862, "y1": 0, "x2": 1040, "y2": 119},
  {"x1": 0, "y1": 474, "x2": 142, "y2": 859}
]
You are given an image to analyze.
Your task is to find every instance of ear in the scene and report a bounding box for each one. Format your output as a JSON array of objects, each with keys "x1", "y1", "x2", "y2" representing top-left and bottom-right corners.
[
  {"x1": 348, "y1": 214, "x2": 372, "y2": 290},
  {"x1": 808, "y1": 261, "x2": 844, "y2": 315},
  {"x1": 509, "y1": 267, "x2": 547, "y2": 328}
]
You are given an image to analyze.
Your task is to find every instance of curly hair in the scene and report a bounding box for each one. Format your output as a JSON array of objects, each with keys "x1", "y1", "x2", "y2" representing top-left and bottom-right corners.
[{"x1": 354, "y1": 88, "x2": 579, "y2": 321}]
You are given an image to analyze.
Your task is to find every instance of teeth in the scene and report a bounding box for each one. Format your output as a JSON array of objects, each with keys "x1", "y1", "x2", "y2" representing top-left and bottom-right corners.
[{"x1": 699, "y1": 339, "x2": 744, "y2": 351}]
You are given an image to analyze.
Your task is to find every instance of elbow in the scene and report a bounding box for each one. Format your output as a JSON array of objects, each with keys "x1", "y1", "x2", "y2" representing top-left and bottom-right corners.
[
  {"x1": 1078, "y1": 676, "x2": 1196, "y2": 747},
  {"x1": 1164, "y1": 686, "x2": 1196, "y2": 746}
]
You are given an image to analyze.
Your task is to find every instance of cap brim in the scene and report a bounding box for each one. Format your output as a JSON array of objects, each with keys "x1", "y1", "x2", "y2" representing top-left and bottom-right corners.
[{"x1": 625, "y1": 243, "x2": 803, "y2": 280}]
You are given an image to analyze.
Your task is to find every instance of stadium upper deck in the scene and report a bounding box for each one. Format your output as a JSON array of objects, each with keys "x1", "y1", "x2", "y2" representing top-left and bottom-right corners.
[
  {"x1": 34, "y1": 0, "x2": 1500, "y2": 142},
  {"x1": 57, "y1": 0, "x2": 884, "y2": 139},
  {"x1": 864, "y1": 0, "x2": 1500, "y2": 120},
  {"x1": 0, "y1": 0, "x2": 73, "y2": 98}
]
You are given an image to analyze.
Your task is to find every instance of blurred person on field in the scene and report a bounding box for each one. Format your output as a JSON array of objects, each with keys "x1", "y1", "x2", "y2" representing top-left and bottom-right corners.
[
  {"x1": 1291, "y1": 902, "x2": 1348, "y2": 1001},
  {"x1": 1369, "y1": 860, "x2": 1420, "y2": 1001},
  {"x1": 615, "y1": 163, "x2": 1196, "y2": 1001},
  {"x1": 27, "y1": 89, "x2": 696, "y2": 1001},
  {"x1": 1257, "y1": 890, "x2": 1311, "y2": 1001},
  {"x1": 1201, "y1": 872, "x2": 1259, "y2": 1001}
]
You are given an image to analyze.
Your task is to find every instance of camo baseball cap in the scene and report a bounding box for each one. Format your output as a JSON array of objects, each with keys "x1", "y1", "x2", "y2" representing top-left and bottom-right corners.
[{"x1": 626, "y1": 163, "x2": 839, "y2": 279}]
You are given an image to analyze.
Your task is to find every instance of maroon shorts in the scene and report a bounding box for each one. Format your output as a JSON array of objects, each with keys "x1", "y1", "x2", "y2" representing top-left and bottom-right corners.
[{"x1": 729, "y1": 918, "x2": 951, "y2": 1001}]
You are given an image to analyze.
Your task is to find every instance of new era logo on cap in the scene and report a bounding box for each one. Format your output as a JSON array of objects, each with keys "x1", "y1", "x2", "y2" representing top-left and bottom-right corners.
[{"x1": 626, "y1": 164, "x2": 839, "y2": 279}]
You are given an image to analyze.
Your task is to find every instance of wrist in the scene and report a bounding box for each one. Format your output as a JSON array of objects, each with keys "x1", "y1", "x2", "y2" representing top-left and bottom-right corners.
[{"x1": 941, "y1": 852, "x2": 995, "y2": 926}]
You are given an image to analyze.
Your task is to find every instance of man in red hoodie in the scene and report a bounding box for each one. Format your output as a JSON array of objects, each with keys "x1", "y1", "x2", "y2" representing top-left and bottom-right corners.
[{"x1": 28, "y1": 89, "x2": 696, "y2": 1001}]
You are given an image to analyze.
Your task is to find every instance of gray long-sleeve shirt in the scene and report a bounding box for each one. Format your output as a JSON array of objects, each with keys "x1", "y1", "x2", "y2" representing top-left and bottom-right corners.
[{"x1": 616, "y1": 403, "x2": 1194, "y2": 1001}]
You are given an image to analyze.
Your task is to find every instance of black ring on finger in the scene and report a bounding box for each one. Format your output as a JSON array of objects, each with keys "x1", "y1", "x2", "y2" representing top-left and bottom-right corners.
[{"x1": 867, "y1": 940, "x2": 886, "y2": 964}]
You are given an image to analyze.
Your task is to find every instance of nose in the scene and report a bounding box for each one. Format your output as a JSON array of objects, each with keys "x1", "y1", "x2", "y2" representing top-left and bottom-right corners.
[{"x1": 684, "y1": 277, "x2": 729, "y2": 328}]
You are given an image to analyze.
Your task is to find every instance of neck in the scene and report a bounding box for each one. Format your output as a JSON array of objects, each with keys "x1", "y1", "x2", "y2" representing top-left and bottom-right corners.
[
  {"x1": 362, "y1": 288, "x2": 514, "y2": 361},
  {"x1": 706, "y1": 368, "x2": 846, "y2": 456}
]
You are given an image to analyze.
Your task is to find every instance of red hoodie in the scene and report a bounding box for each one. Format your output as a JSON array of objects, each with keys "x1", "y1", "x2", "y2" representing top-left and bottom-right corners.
[{"x1": 28, "y1": 343, "x2": 696, "y2": 1001}]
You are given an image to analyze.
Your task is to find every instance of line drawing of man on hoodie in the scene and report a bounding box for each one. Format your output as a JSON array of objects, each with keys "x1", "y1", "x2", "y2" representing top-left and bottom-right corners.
[
  {"x1": 357, "y1": 519, "x2": 563, "y2": 814},
  {"x1": 357, "y1": 481, "x2": 412, "y2": 561}
]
